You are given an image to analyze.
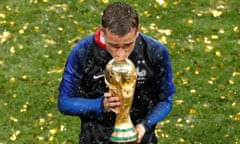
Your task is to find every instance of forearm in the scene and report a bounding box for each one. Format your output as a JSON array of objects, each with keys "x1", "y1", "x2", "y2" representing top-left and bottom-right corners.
[
  {"x1": 58, "y1": 95, "x2": 104, "y2": 116},
  {"x1": 141, "y1": 95, "x2": 173, "y2": 131}
]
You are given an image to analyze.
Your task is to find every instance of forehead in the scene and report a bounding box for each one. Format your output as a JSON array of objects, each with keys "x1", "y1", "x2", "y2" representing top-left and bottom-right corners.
[{"x1": 103, "y1": 28, "x2": 137, "y2": 44}]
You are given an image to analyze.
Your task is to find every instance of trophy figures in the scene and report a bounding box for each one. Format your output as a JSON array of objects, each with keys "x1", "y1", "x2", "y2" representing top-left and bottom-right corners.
[{"x1": 105, "y1": 57, "x2": 138, "y2": 143}]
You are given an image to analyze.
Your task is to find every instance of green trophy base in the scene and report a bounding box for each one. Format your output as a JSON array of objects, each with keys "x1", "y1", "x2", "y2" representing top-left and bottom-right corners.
[{"x1": 110, "y1": 127, "x2": 137, "y2": 143}]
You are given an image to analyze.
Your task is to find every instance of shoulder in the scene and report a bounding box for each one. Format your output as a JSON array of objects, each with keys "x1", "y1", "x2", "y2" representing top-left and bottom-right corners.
[{"x1": 139, "y1": 33, "x2": 170, "y2": 61}]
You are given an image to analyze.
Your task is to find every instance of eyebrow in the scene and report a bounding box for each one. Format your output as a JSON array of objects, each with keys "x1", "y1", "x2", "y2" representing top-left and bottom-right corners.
[{"x1": 108, "y1": 41, "x2": 135, "y2": 47}]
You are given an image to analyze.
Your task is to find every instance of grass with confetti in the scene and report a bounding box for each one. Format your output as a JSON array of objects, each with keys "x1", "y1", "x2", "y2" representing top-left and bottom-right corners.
[{"x1": 0, "y1": 0, "x2": 240, "y2": 143}]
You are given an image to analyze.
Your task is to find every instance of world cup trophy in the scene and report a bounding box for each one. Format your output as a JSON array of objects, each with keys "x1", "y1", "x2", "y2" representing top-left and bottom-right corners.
[{"x1": 105, "y1": 57, "x2": 138, "y2": 143}]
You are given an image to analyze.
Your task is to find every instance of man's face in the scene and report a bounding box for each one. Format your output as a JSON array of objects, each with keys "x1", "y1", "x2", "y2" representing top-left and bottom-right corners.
[{"x1": 102, "y1": 26, "x2": 139, "y2": 59}]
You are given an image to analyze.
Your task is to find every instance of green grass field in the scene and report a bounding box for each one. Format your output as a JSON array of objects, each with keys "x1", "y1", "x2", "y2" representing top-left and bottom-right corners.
[{"x1": 0, "y1": 0, "x2": 239, "y2": 143}]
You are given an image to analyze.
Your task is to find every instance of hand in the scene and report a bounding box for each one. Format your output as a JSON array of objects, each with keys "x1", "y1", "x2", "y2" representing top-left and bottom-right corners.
[
  {"x1": 135, "y1": 124, "x2": 146, "y2": 143},
  {"x1": 103, "y1": 92, "x2": 120, "y2": 114}
]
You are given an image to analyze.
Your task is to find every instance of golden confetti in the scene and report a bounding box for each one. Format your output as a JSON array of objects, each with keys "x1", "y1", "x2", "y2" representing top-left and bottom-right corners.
[
  {"x1": 21, "y1": 75, "x2": 28, "y2": 80},
  {"x1": 195, "y1": 65, "x2": 201, "y2": 74},
  {"x1": 57, "y1": 50, "x2": 63, "y2": 55},
  {"x1": 187, "y1": 18, "x2": 193, "y2": 24},
  {"x1": 10, "y1": 46, "x2": 15, "y2": 54},
  {"x1": 209, "y1": 8, "x2": 222, "y2": 17},
  {"x1": 205, "y1": 45, "x2": 214, "y2": 52},
  {"x1": 189, "y1": 108, "x2": 197, "y2": 115},
  {"x1": 176, "y1": 99, "x2": 184, "y2": 104},
  {"x1": 36, "y1": 136, "x2": 44, "y2": 140},
  {"x1": 49, "y1": 128, "x2": 57, "y2": 135},
  {"x1": 44, "y1": 39, "x2": 56, "y2": 45},
  {"x1": 156, "y1": 0, "x2": 168, "y2": 7},
  {"x1": 233, "y1": 112, "x2": 240, "y2": 121},
  {"x1": 58, "y1": 27, "x2": 64, "y2": 32},
  {"x1": 190, "y1": 89, "x2": 196, "y2": 93},
  {"x1": 39, "y1": 118, "x2": 46, "y2": 124},
  {"x1": 179, "y1": 138, "x2": 185, "y2": 143},
  {"x1": 215, "y1": 51, "x2": 221, "y2": 57},
  {"x1": 233, "y1": 26, "x2": 239, "y2": 33},
  {"x1": 48, "y1": 113, "x2": 53, "y2": 117},
  {"x1": 10, "y1": 116, "x2": 18, "y2": 122},
  {"x1": 49, "y1": 135, "x2": 54, "y2": 141},
  {"x1": 9, "y1": 130, "x2": 20, "y2": 141},
  {"x1": 10, "y1": 77, "x2": 16, "y2": 82},
  {"x1": 47, "y1": 68, "x2": 63, "y2": 74},
  {"x1": 232, "y1": 72, "x2": 240, "y2": 76},
  {"x1": 228, "y1": 80, "x2": 234, "y2": 85}
]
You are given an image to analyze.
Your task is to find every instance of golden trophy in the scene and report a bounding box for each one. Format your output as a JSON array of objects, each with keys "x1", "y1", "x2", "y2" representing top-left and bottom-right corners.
[{"x1": 105, "y1": 57, "x2": 138, "y2": 143}]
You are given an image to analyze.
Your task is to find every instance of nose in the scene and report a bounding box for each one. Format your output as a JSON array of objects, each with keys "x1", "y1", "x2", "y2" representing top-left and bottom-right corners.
[{"x1": 116, "y1": 48, "x2": 126, "y2": 58}]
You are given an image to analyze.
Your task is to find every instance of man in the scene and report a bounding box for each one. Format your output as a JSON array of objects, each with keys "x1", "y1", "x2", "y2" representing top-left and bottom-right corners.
[{"x1": 58, "y1": 2, "x2": 176, "y2": 144}]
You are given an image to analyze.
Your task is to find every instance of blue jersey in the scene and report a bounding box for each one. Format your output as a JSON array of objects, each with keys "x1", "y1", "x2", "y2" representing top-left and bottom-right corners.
[{"x1": 58, "y1": 31, "x2": 176, "y2": 143}]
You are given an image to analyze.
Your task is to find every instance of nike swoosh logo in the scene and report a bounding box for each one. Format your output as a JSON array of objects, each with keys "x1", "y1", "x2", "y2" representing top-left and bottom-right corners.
[{"x1": 93, "y1": 74, "x2": 104, "y2": 79}]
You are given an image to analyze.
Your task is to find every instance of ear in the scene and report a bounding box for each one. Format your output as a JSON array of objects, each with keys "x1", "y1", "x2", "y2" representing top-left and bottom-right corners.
[{"x1": 137, "y1": 24, "x2": 141, "y2": 32}]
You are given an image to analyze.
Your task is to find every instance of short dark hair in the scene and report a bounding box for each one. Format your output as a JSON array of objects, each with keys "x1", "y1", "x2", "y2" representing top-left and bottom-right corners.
[{"x1": 101, "y1": 2, "x2": 139, "y2": 36}]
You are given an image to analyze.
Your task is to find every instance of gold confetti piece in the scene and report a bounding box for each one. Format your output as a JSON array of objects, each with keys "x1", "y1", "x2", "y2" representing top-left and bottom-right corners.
[
  {"x1": 187, "y1": 18, "x2": 193, "y2": 24},
  {"x1": 228, "y1": 80, "x2": 234, "y2": 85},
  {"x1": 158, "y1": 35, "x2": 167, "y2": 44},
  {"x1": 19, "y1": 29, "x2": 25, "y2": 34},
  {"x1": 34, "y1": 26, "x2": 40, "y2": 32},
  {"x1": 36, "y1": 136, "x2": 44, "y2": 140},
  {"x1": 9, "y1": 131, "x2": 20, "y2": 141},
  {"x1": 232, "y1": 102, "x2": 236, "y2": 107},
  {"x1": 205, "y1": 45, "x2": 214, "y2": 52},
  {"x1": 195, "y1": 65, "x2": 201, "y2": 74},
  {"x1": 176, "y1": 99, "x2": 184, "y2": 104},
  {"x1": 190, "y1": 89, "x2": 196, "y2": 93},
  {"x1": 157, "y1": 29, "x2": 172, "y2": 35},
  {"x1": 10, "y1": 77, "x2": 16, "y2": 82},
  {"x1": 10, "y1": 46, "x2": 15, "y2": 54},
  {"x1": 204, "y1": 37, "x2": 211, "y2": 44},
  {"x1": 211, "y1": 35, "x2": 219, "y2": 39},
  {"x1": 156, "y1": 0, "x2": 168, "y2": 7},
  {"x1": 13, "y1": 93, "x2": 17, "y2": 98},
  {"x1": 57, "y1": 50, "x2": 63, "y2": 55},
  {"x1": 48, "y1": 113, "x2": 53, "y2": 117},
  {"x1": 49, "y1": 135, "x2": 54, "y2": 141},
  {"x1": 232, "y1": 72, "x2": 240, "y2": 76},
  {"x1": 209, "y1": 8, "x2": 222, "y2": 17},
  {"x1": 215, "y1": 51, "x2": 221, "y2": 57},
  {"x1": 60, "y1": 125, "x2": 65, "y2": 131},
  {"x1": 143, "y1": 11, "x2": 151, "y2": 17},
  {"x1": 175, "y1": 123, "x2": 184, "y2": 128},
  {"x1": 233, "y1": 26, "x2": 239, "y2": 32},
  {"x1": 219, "y1": 29, "x2": 225, "y2": 34},
  {"x1": 47, "y1": 68, "x2": 63, "y2": 74},
  {"x1": 233, "y1": 112, "x2": 240, "y2": 121},
  {"x1": 49, "y1": 128, "x2": 57, "y2": 135},
  {"x1": 9, "y1": 21, "x2": 16, "y2": 26},
  {"x1": 189, "y1": 108, "x2": 197, "y2": 115},
  {"x1": 39, "y1": 118, "x2": 45, "y2": 124},
  {"x1": 58, "y1": 27, "x2": 64, "y2": 32},
  {"x1": 179, "y1": 138, "x2": 185, "y2": 143},
  {"x1": 177, "y1": 118, "x2": 183, "y2": 122},
  {"x1": 44, "y1": 39, "x2": 56, "y2": 44},
  {"x1": 237, "y1": 40, "x2": 240, "y2": 45},
  {"x1": 21, "y1": 75, "x2": 27, "y2": 80},
  {"x1": 0, "y1": 13, "x2": 6, "y2": 18},
  {"x1": 10, "y1": 116, "x2": 18, "y2": 122},
  {"x1": 208, "y1": 80, "x2": 214, "y2": 85}
]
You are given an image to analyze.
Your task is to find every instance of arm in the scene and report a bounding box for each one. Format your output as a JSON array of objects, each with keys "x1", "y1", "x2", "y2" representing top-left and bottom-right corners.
[
  {"x1": 58, "y1": 36, "x2": 104, "y2": 116},
  {"x1": 140, "y1": 95, "x2": 173, "y2": 131}
]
